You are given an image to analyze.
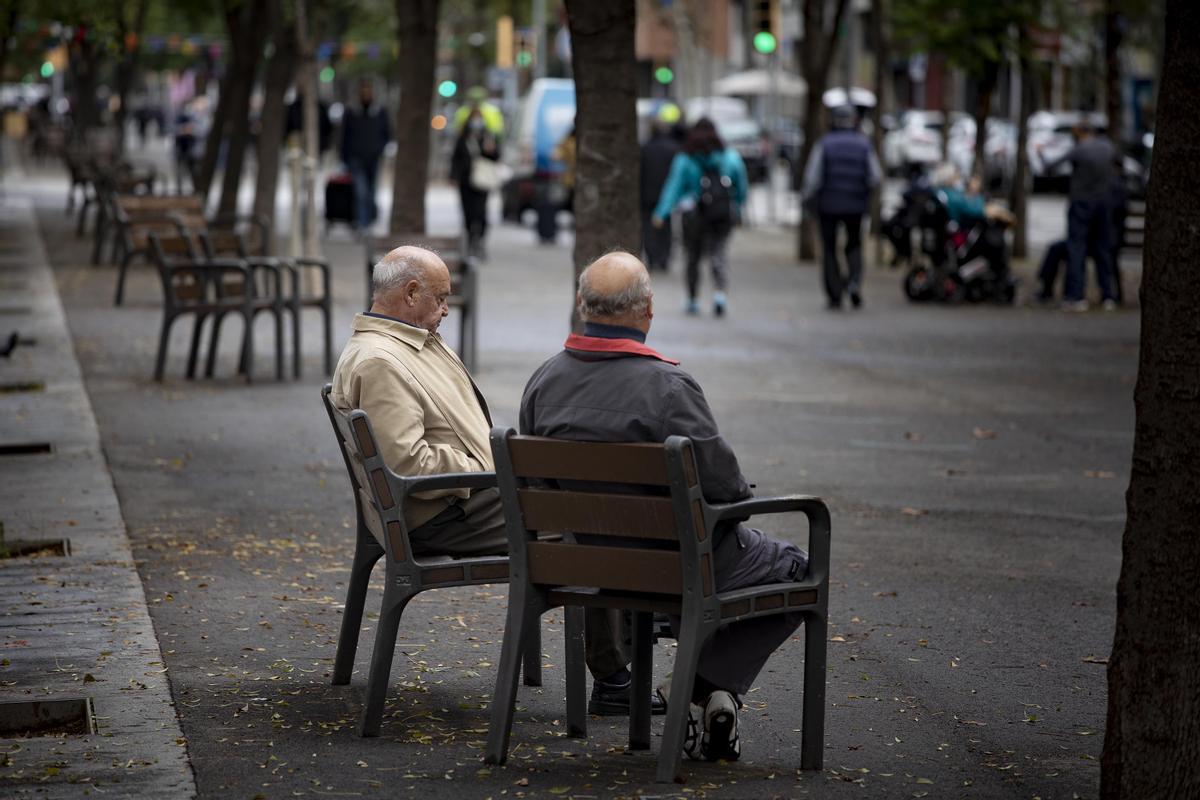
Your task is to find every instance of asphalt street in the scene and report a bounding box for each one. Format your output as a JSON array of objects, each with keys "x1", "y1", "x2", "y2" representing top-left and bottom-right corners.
[{"x1": 25, "y1": 166, "x2": 1137, "y2": 799}]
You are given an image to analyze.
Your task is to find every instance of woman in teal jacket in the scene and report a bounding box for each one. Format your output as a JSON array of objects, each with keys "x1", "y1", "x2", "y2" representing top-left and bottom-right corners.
[{"x1": 651, "y1": 118, "x2": 748, "y2": 316}]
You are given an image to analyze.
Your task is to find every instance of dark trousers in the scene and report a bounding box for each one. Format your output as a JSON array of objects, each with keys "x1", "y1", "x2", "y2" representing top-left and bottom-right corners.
[
  {"x1": 682, "y1": 213, "x2": 731, "y2": 300},
  {"x1": 348, "y1": 157, "x2": 379, "y2": 230},
  {"x1": 459, "y1": 184, "x2": 489, "y2": 248},
  {"x1": 409, "y1": 488, "x2": 626, "y2": 679},
  {"x1": 1064, "y1": 198, "x2": 1116, "y2": 302},
  {"x1": 819, "y1": 212, "x2": 864, "y2": 302},
  {"x1": 1037, "y1": 239, "x2": 1069, "y2": 298},
  {"x1": 641, "y1": 207, "x2": 673, "y2": 271}
]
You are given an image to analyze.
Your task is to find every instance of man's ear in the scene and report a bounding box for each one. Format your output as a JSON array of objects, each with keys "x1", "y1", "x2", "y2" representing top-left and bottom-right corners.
[{"x1": 405, "y1": 280, "x2": 422, "y2": 305}]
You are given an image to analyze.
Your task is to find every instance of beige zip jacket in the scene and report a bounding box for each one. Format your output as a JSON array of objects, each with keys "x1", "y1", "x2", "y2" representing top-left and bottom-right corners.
[{"x1": 330, "y1": 313, "x2": 493, "y2": 529}]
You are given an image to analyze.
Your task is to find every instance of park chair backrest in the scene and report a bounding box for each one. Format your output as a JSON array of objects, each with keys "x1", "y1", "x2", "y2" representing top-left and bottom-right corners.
[
  {"x1": 147, "y1": 232, "x2": 207, "y2": 304},
  {"x1": 491, "y1": 432, "x2": 719, "y2": 600}
]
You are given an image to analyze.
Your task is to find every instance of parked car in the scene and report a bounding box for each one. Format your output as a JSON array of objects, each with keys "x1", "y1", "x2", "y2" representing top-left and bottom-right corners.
[
  {"x1": 883, "y1": 110, "x2": 964, "y2": 174},
  {"x1": 947, "y1": 117, "x2": 1017, "y2": 190},
  {"x1": 501, "y1": 78, "x2": 575, "y2": 222},
  {"x1": 713, "y1": 116, "x2": 771, "y2": 183},
  {"x1": 1026, "y1": 110, "x2": 1145, "y2": 193}
]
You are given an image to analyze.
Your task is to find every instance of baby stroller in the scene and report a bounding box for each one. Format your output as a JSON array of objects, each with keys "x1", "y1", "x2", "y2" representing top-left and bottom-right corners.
[{"x1": 902, "y1": 190, "x2": 1017, "y2": 304}]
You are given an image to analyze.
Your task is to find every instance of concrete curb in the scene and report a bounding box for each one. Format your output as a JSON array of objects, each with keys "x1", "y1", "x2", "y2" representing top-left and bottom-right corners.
[{"x1": 0, "y1": 197, "x2": 196, "y2": 797}]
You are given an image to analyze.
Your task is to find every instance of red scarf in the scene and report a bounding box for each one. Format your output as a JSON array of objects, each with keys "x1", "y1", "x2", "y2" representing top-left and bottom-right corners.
[{"x1": 563, "y1": 334, "x2": 680, "y2": 365}]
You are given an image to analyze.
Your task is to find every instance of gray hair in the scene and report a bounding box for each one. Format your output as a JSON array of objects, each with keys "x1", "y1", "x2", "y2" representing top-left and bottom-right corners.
[
  {"x1": 578, "y1": 263, "x2": 653, "y2": 320},
  {"x1": 372, "y1": 250, "x2": 427, "y2": 302}
]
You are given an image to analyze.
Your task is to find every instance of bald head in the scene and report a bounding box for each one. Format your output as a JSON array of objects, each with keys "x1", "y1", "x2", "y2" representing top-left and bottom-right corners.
[
  {"x1": 578, "y1": 251, "x2": 654, "y2": 331},
  {"x1": 371, "y1": 246, "x2": 452, "y2": 333}
]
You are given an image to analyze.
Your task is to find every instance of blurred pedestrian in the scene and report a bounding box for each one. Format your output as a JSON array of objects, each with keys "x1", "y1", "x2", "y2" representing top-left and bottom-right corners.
[
  {"x1": 1036, "y1": 121, "x2": 1118, "y2": 311},
  {"x1": 802, "y1": 104, "x2": 882, "y2": 310},
  {"x1": 641, "y1": 104, "x2": 683, "y2": 272},
  {"x1": 553, "y1": 126, "x2": 576, "y2": 215},
  {"x1": 341, "y1": 78, "x2": 391, "y2": 233},
  {"x1": 451, "y1": 108, "x2": 502, "y2": 259},
  {"x1": 652, "y1": 118, "x2": 748, "y2": 317},
  {"x1": 453, "y1": 87, "x2": 505, "y2": 137},
  {"x1": 173, "y1": 96, "x2": 208, "y2": 195}
]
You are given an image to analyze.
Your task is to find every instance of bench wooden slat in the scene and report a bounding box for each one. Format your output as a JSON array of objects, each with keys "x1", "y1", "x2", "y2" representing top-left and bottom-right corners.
[
  {"x1": 507, "y1": 437, "x2": 670, "y2": 486},
  {"x1": 526, "y1": 541, "x2": 682, "y2": 595},
  {"x1": 518, "y1": 488, "x2": 677, "y2": 539}
]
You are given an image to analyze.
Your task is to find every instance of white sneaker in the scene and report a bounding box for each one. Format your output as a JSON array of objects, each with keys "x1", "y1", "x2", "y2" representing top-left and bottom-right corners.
[
  {"x1": 700, "y1": 690, "x2": 741, "y2": 762},
  {"x1": 1102, "y1": 299, "x2": 1118, "y2": 311}
]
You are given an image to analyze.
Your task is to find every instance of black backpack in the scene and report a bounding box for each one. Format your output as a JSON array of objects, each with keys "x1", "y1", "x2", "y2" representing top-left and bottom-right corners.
[{"x1": 697, "y1": 159, "x2": 734, "y2": 228}]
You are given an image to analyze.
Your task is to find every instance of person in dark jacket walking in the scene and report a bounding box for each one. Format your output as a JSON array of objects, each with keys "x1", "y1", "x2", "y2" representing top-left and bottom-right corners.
[
  {"x1": 341, "y1": 78, "x2": 391, "y2": 232},
  {"x1": 1036, "y1": 121, "x2": 1119, "y2": 311},
  {"x1": 802, "y1": 105, "x2": 882, "y2": 309},
  {"x1": 520, "y1": 251, "x2": 810, "y2": 763},
  {"x1": 640, "y1": 105, "x2": 683, "y2": 272},
  {"x1": 450, "y1": 108, "x2": 502, "y2": 259}
]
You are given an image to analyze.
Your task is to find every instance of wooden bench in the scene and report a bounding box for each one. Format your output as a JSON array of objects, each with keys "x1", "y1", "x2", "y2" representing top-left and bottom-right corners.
[
  {"x1": 483, "y1": 429, "x2": 831, "y2": 783},
  {"x1": 320, "y1": 385, "x2": 569, "y2": 736},
  {"x1": 112, "y1": 195, "x2": 206, "y2": 305},
  {"x1": 147, "y1": 232, "x2": 286, "y2": 382},
  {"x1": 365, "y1": 234, "x2": 478, "y2": 371}
]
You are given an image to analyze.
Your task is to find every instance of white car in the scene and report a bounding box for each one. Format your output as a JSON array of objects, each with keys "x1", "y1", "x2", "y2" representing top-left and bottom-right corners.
[
  {"x1": 1026, "y1": 110, "x2": 1144, "y2": 192},
  {"x1": 883, "y1": 110, "x2": 965, "y2": 174},
  {"x1": 948, "y1": 117, "x2": 1017, "y2": 188}
]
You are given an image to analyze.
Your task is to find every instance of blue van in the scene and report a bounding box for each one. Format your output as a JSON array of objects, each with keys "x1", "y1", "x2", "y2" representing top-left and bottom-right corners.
[{"x1": 501, "y1": 78, "x2": 576, "y2": 222}]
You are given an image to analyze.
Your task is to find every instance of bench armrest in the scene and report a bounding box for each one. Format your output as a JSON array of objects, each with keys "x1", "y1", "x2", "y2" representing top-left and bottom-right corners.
[
  {"x1": 404, "y1": 471, "x2": 497, "y2": 496},
  {"x1": 708, "y1": 494, "x2": 831, "y2": 582}
]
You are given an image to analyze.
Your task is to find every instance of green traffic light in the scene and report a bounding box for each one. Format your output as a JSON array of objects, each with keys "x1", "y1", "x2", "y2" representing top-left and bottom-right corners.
[
  {"x1": 437, "y1": 80, "x2": 457, "y2": 98},
  {"x1": 516, "y1": 50, "x2": 532, "y2": 67},
  {"x1": 40, "y1": 61, "x2": 55, "y2": 78},
  {"x1": 654, "y1": 66, "x2": 674, "y2": 85},
  {"x1": 319, "y1": 66, "x2": 335, "y2": 83},
  {"x1": 753, "y1": 31, "x2": 777, "y2": 54}
]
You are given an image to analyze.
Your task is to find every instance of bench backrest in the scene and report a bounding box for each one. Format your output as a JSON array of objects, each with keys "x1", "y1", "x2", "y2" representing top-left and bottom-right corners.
[
  {"x1": 115, "y1": 194, "x2": 204, "y2": 219},
  {"x1": 489, "y1": 430, "x2": 717, "y2": 600},
  {"x1": 321, "y1": 384, "x2": 412, "y2": 565},
  {"x1": 146, "y1": 232, "x2": 206, "y2": 303}
]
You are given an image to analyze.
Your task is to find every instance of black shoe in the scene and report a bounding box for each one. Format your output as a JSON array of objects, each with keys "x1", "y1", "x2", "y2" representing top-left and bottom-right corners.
[
  {"x1": 849, "y1": 290, "x2": 862, "y2": 309},
  {"x1": 826, "y1": 297, "x2": 842, "y2": 310},
  {"x1": 589, "y1": 677, "x2": 668, "y2": 716}
]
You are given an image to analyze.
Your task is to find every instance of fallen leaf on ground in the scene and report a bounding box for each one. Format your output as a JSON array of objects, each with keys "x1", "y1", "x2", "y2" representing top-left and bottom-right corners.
[
  {"x1": 901, "y1": 507, "x2": 928, "y2": 516},
  {"x1": 1082, "y1": 654, "x2": 1109, "y2": 664},
  {"x1": 972, "y1": 428, "x2": 998, "y2": 440}
]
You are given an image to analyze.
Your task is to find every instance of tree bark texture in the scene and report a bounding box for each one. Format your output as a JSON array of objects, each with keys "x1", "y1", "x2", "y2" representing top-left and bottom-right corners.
[
  {"x1": 0, "y1": 2, "x2": 21, "y2": 105},
  {"x1": 796, "y1": 0, "x2": 850, "y2": 261},
  {"x1": 253, "y1": 1, "x2": 296, "y2": 232},
  {"x1": 67, "y1": 33, "x2": 103, "y2": 144},
  {"x1": 1009, "y1": 36, "x2": 1033, "y2": 260},
  {"x1": 869, "y1": 0, "x2": 889, "y2": 262},
  {"x1": 1104, "y1": 0, "x2": 1123, "y2": 147},
  {"x1": 217, "y1": 0, "x2": 270, "y2": 217},
  {"x1": 390, "y1": 0, "x2": 439, "y2": 235},
  {"x1": 113, "y1": 0, "x2": 150, "y2": 156},
  {"x1": 971, "y1": 61, "x2": 998, "y2": 184},
  {"x1": 1101, "y1": 1, "x2": 1200, "y2": 796},
  {"x1": 564, "y1": 0, "x2": 640, "y2": 333}
]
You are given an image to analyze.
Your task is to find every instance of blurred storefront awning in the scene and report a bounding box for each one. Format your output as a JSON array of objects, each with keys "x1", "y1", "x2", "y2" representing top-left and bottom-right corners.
[{"x1": 713, "y1": 69, "x2": 808, "y2": 98}]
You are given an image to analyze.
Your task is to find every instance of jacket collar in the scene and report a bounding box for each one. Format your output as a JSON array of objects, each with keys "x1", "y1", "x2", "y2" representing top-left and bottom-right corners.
[
  {"x1": 563, "y1": 333, "x2": 680, "y2": 365},
  {"x1": 353, "y1": 312, "x2": 429, "y2": 351}
]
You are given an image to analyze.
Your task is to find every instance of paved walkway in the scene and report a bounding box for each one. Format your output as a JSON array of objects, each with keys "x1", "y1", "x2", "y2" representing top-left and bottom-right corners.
[
  {"x1": 0, "y1": 197, "x2": 194, "y2": 797},
  {"x1": 3, "y1": 158, "x2": 1139, "y2": 798}
]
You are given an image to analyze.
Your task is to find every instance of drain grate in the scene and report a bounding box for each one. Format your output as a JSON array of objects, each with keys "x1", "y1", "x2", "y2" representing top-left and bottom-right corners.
[
  {"x1": 0, "y1": 381, "x2": 44, "y2": 394},
  {"x1": 0, "y1": 307, "x2": 32, "y2": 315},
  {"x1": 0, "y1": 538, "x2": 71, "y2": 559},
  {"x1": 0, "y1": 698, "x2": 97, "y2": 738},
  {"x1": 0, "y1": 442, "x2": 52, "y2": 456}
]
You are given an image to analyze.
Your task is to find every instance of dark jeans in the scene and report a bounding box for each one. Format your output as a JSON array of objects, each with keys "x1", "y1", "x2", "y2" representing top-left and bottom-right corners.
[
  {"x1": 348, "y1": 157, "x2": 379, "y2": 230},
  {"x1": 1064, "y1": 198, "x2": 1115, "y2": 302},
  {"x1": 819, "y1": 212, "x2": 864, "y2": 302},
  {"x1": 642, "y1": 207, "x2": 673, "y2": 271},
  {"x1": 459, "y1": 184, "x2": 489, "y2": 249},
  {"x1": 682, "y1": 212, "x2": 730, "y2": 300},
  {"x1": 1037, "y1": 239, "x2": 1069, "y2": 297}
]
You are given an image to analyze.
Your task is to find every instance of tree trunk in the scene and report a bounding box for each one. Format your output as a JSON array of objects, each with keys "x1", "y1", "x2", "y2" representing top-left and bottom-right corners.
[
  {"x1": 196, "y1": 3, "x2": 242, "y2": 198},
  {"x1": 869, "y1": 0, "x2": 889, "y2": 263},
  {"x1": 1104, "y1": 0, "x2": 1123, "y2": 147},
  {"x1": 0, "y1": 2, "x2": 21, "y2": 100},
  {"x1": 971, "y1": 62, "x2": 998, "y2": 184},
  {"x1": 113, "y1": 0, "x2": 150, "y2": 156},
  {"x1": 1009, "y1": 33, "x2": 1033, "y2": 260},
  {"x1": 67, "y1": 33, "x2": 104, "y2": 145},
  {"x1": 296, "y1": 0, "x2": 320, "y2": 258},
  {"x1": 1101, "y1": 2, "x2": 1200, "y2": 796},
  {"x1": 564, "y1": 0, "x2": 640, "y2": 333},
  {"x1": 390, "y1": 0, "x2": 439, "y2": 234},
  {"x1": 796, "y1": 0, "x2": 850, "y2": 261},
  {"x1": 217, "y1": 0, "x2": 270, "y2": 217},
  {"x1": 253, "y1": 2, "x2": 296, "y2": 233}
]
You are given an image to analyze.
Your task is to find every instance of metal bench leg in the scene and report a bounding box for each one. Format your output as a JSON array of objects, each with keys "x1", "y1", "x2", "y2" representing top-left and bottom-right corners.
[
  {"x1": 522, "y1": 615, "x2": 542, "y2": 687},
  {"x1": 332, "y1": 531, "x2": 384, "y2": 686},
  {"x1": 800, "y1": 609, "x2": 827, "y2": 770},
  {"x1": 292, "y1": 305, "x2": 303, "y2": 379},
  {"x1": 630, "y1": 611, "x2": 653, "y2": 750},
  {"x1": 484, "y1": 587, "x2": 542, "y2": 765},
  {"x1": 153, "y1": 314, "x2": 176, "y2": 382},
  {"x1": 241, "y1": 311, "x2": 255, "y2": 384},
  {"x1": 114, "y1": 252, "x2": 134, "y2": 306},
  {"x1": 564, "y1": 605, "x2": 587, "y2": 738},
  {"x1": 655, "y1": 619, "x2": 707, "y2": 783},
  {"x1": 185, "y1": 313, "x2": 208, "y2": 379},
  {"x1": 274, "y1": 307, "x2": 285, "y2": 381},
  {"x1": 358, "y1": 583, "x2": 412, "y2": 737},
  {"x1": 205, "y1": 312, "x2": 227, "y2": 378}
]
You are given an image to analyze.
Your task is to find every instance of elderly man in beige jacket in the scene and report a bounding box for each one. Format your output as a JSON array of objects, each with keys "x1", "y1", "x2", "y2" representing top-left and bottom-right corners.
[
  {"x1": 330, "y1": 245, "x2": 504, "y2": 555},
  {"x1": 331, "y1": 246, "x2": 663, "y2": 716}
]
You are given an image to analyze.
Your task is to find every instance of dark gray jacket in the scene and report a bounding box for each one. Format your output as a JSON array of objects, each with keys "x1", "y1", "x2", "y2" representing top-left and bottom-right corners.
[
  {"x1": 1044, "y1": 136, "x2": 1117, "y2": 202},
  {"x1": 519, "y1": 332, "x2": 752, "y2": 543}
]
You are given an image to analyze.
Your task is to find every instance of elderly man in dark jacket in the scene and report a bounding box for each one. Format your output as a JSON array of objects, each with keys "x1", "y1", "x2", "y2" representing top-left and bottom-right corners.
[
  {"x1": 802, "y1": 105, "x2": 882, "y2": 309},
  {"x1": 519, "y1": 251, "x2": 809, "y2": 763}
]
